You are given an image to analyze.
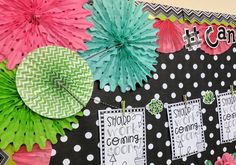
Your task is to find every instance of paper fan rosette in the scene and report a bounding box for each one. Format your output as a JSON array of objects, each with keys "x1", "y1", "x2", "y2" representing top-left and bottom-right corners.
[
  {"x1": 0, "y1": 61, "x2": 83, "y2": 151},
  {"x1": 154, "y1": 19, "x2": 187, "y2": 53},
  {"x1": 16, "y1": 46, "x2": 93, "y2": 119},
  {"x1": 0, "y1": 0, "x2": 92, "y2": 70},
  {"x1": 80, "y1": 0, "x2": 158, "y2": 92}
]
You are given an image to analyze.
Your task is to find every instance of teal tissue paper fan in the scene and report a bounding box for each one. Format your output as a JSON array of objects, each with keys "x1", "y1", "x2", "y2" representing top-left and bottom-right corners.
[{"x1": 80, "y1": 0, "x2": 159, "y2": 93}]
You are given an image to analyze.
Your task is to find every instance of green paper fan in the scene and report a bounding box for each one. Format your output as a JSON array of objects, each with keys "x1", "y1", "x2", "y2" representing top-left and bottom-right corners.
[
  {"x1": 16, "y1": 46, "x2": 94, "y2": 119},
  {"x1": 0, "y1": 61, "x2": 83, "y2": 151},
  {"x1": 80, "y1": 0, "x2": 158, "y2": 93}
]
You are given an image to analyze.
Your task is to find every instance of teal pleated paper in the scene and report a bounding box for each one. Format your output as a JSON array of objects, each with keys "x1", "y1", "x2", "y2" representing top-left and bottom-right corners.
[{"x1": 80, "y1": 0, "x2": 158, "y2": 92}]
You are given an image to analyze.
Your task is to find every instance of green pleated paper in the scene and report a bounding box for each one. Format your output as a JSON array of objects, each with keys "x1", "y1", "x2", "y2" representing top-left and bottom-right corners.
[
  {"x1": 0, "y1": 61, "x2": 83, "y2": 151},
  {"x1": 16, "y1": 46, "x2": 94, "y2": 119},
  {"x1": 80, "y1": 0, "x2": 159, "y2": 92}
]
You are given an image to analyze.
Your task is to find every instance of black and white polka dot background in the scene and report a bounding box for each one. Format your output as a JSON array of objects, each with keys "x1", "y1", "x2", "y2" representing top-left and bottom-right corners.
[{"x1": 50, "y1": 46, "x2": 236, "y2": 165}]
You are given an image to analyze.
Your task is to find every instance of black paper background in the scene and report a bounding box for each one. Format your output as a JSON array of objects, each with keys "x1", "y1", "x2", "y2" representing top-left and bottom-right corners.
[{"x1": 50, "y1": 46, "x2": 236, "y2": 165}]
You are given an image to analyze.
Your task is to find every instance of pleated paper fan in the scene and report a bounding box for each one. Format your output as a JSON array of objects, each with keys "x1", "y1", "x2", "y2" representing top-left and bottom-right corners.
[
  {"x1": 16, "y1": 46, "x2": 93, "y2": 119},
  {"x1": 0, "y1": 0, "x2": 92, "y2": 70},
  {"x1": 0, "y1": 61, "x2": 83, "y2": 151},
  {"x1": 154, "y1": 19, "x2": 187, "y2": 53},
  {"x1": 198, "y1": 24, "x2": 231, "y2": 55},
  {"x1": 80, "y1": 0, "x2": 158, "y2": 93}
]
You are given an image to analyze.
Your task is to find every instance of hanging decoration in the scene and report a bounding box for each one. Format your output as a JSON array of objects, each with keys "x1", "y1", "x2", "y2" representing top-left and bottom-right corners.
[
  {"x1": 154, "y1": 19, "x2": 187, "y2": 53},
  {"x1": 80, "y1": 0, "x2": 158, "y2": 93},
  {"x1": 0, "y1": 61, "x2": 83, "y2": 151},
  {"x1": 13, "y1": 141, "x2": 52, "y2": 165},
  {"x1": 0, "y1": 0, "x2": 92, "y2": 70},
  {"x1": 202, "y1": 90, "x2": 215, "y2": 105},
  {"x1": 146, "y1": 98, "x2": 163, "y2": 115},
  {"x1": 204, "y1": 153, "x2": 236, "y2": 165},
  {"x1": 16, "y1": 46, "x2": 93, "y2": 119}
]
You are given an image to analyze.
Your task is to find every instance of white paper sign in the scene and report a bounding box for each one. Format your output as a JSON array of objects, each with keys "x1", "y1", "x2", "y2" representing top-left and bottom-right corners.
[
  {"x1": 99, "y1": 108, "x2": 146, "y2": 165},
  {"x1": 217, "y1": 91, "x2": 236, "y2": 143},
  {"x1": 167, "y1": 98, "x2": 206, "y2": 160}
]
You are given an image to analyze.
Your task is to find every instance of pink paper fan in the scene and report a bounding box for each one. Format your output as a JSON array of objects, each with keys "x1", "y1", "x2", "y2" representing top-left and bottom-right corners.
[
  {"x1": 13, "y1": 141, "x2": 52, "y2": 165},
  {"x1": 0, "y1": 0, "x2": 92, "y2": 69},
  {"x1": 154, "y1": 19, "x2": 188, "y2": 53},
  {"x1": 197, "y1": 24, "x2": 231, "y2": 55}
]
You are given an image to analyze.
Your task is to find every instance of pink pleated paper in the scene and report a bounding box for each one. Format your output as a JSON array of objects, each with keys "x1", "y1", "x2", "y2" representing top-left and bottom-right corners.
[
  {"x1": 198, "y1": 24, "x2": 231, "y2": 55},
  {"x1": 0, "y1": 0, "x2": 92, "y2": 69},
  {"x1": 13, "y1": 141, "x2": 52, "y2": 165},
  {"x1": 154, "y1": 19, "x2": 188, "y2": 53}
]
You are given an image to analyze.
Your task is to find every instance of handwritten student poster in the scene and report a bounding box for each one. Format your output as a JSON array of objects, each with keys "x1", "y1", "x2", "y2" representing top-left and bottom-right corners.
[
  {"x1": 167, "y1": 98, "x2": 206, "y2": 160},
  {"x1": 217, "y1": 91, "x2": 236, "y2": 143},
  {"x1": 98, "y1": 108, "x2": 146, "y2": 165}
]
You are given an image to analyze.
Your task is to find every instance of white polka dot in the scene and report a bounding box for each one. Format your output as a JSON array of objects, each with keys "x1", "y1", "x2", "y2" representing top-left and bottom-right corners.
[
  {"x1": 216, "y1": 140, "x2": 220, "y2": 145},
  {"x1": 208, "y1": 81, "x2": 212, "y2": 87},
  {"x1": 153, "y1": 73, "x2": 159, "y2": 80},
  {"x1": 97, "y1": 143, "x2": 100, "y2": 148},
  {"x1": 126, "y1": 86, "x2": 131, "y2": 91},
  {"x1": 210, "y1": 149, "x2": 215, "y2": 155},
  {"x1": 197, "y1": 153, "x2": 202, "y2": 158},
  {"x1": 214, "y1": 73, "x2": 219, "y2": 78},
  {"x1": 233, "y1": 47, "x2": 236, "y2": 53},
  {"x1": 220, "y1": 64, "x2": 225, "y2": 69},
  {"x1": 87, "y1": 154, "x2": 94, "y2": 161},
  {"x1": 164, "y1": 122, "x2": 169, "y2": 128},
  {"x1": 60, "y1": 135, "x2": 68, "y2": 142},
  {"x1": 150, "y1": 163, "x2": 154, "y2": 165},
  {"x1": 147, "y1": 124, "x2": 153, "y2": 130},
  {"x1": 234, "y1": 81, "x2": 236, "y2": 86},
  {"x1": 155, "y1": 114, "x2": 161, "y2": 119},
  {"x1": 233, "y1": 64, "x2": 236, "y2": 69},
  {"x1": 187, "y1": 91, "x2": 191, "y2": 97},
  {"x1": 148, "y1": 143, "x2": 154, "y2": 150},
  {"x1": 127, "y1": 105, "x2": 132, "y2": 109},
  {"x1": 209, "y1": 133, "x2": 214, "y2": 138},
  {"x1": 185, "y1": 73, "x2": 191, "y2": 79},
  {"x1": 178, "y1": 83, "x2": 184, "y2": 89},
  {"x1": 170, "y1": 73, "x2": 175, "y2": 79},
  {"x1": 182, "y1": 157, "x2": 187, "y2": 161},
  {"x1": 72, "y1": 123, "x2": 79, "y2": 129},
  {"x1": 213, "y1": 56, "x2": 218, "y2": 61},
  {"x1": 96, "y1": 120, "x2": 99, "y2": 126},
  {"x1": 201, "y1": 108, "x2": 206, "y2": 114},
  {"x1": 104, "y1": 85, "x2": 110, "y2": 92},
  {"x1": 207, "y1": 64, "x2": 212, "y2": 69},
  {"x1": 156, "y1": 132, "x2": 162, "y2": 138},
  {"x1": 209, "y1": 116, "x2": 213, "y2": 122},
  {"x1": 171, "y1": 92, "x2": 176, "y2": 99},
  {"x1": 223, "y1": 147, "x2": 227, "y2": 152},
  {"x1": 169, "y1": 54, "x2": 174, "y2": 60},
  {"x1": 177, "y1": 64, "x2": 183, "y2": 70},
  {"x1": 190, "y1": 163, "x2": 195, "y2": 165},
  {"x1": 221, "y1": 81, "x2": 225, "y2": 86},
  {"x1": 201, "y1": 73, "x2": 205, "y2": 79},
  {"x1": 205, "y1": 142, "x2": 208, "y2": 148},
  {"x1": 165, "y1": 140, "x2": 170, "y2": 146},
  {"x1": 51, "y1": 149, "x2": 56, "y2": 156},
  {"x1": 161, "y1": 63, "x2": 167, "y2": 70},
  {"x1": 227, "y1": 55, "x2": 231, "y2": 61},
  {"x1": 135, "y1": 94, "x2": 142, "y2": 101},
  {"x1": 164, "y1": 103, "x2": 168, "y2": 108},
  {"x1": 144, "y1": 84, "x2": 150, "y2": 90},
  {"x1": 200, "y1": 54, "x2": 205, "y2": 60},
  {"x1": 227, "y1": 72, "x2": 231, "y2": 78},
  {"x1": 185, "y1": 54, "x2": 190, "y2": 60},
  {"x1": 215, "y1": 90, "x2": 219, "y2": 95},
  {"x1": 154, "y1": 93, "x2": 160, "y2": 99},
  {"x1": 83, "y1": 109, "x2": 90, "y2": 116},
  {"x1": 74, "y1": 145, "x2": 81, "y2": 152},
  {"x1": 201, "y1": 91, "x2": 206, "y2": 96},
  {"x1": 157, "y1": 151, "x2": 163, "y2": 158},
  {"x1": 85, "y1": 132, "x2": 92, "y2": 139},
  {"x1": 162, "y1": 83, "x2": 168, "y2": 89},
  {"x1": 193, "y1": 82, "x2": 198, "y2": 88},
  {"x1": 63, "y1": 159, "x2": 70, "y2": 165},
  {"x1": 115, "y1": 96, "x2": 122, "y2": 102},
  {"x1": 166, "y1": 159, "x2": 172, "y2": 165},
  {"x1": 216, "y1": 124, "x2": 219, "y2": 129},
  {"x1": 193, "y1": 64, "x2": 198, "y2": 70},
  {"x1": 94, "y1": 97, "x2": 101, "y2": 104},
  {"x1": 203, "y1": 125, "x2": 207, "y2": 131}
]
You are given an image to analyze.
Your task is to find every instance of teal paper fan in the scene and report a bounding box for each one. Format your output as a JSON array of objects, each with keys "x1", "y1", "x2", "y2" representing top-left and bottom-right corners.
[
  {"x1": 80, "y1": 0, "x2": 158, "y2": 92},
  {"x1": 0, "y1": 61, "x2": 83, "y2": 151}
]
